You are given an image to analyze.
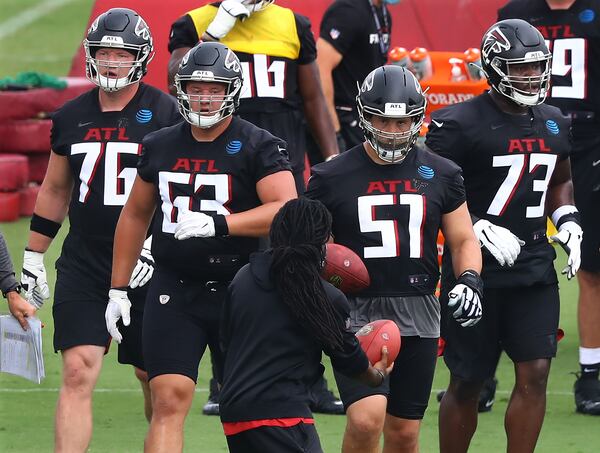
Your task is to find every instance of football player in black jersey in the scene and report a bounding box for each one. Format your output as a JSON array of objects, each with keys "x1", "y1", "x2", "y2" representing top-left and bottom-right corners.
[
  {"x1": 499, "y1": 0, "x2": 600, "y2": 417},
  {"x1": 426, "y1": 19, "x2": 583, "y2": 452},
  {"x1": 18, "y1": 8, "x2": 180, "y2": 451},
  {"x1": 109, "y1": 42, "x2": 296, "y2": 451},
  {"x1": 306, "y1": 65, "x2": 482, "y2": 453},
  {"x1": 166, "y1": 0, "x2": 344, "y2": 416},
  {"x1": 167, "y1": 0, "x2": 340, "y2": 194}
]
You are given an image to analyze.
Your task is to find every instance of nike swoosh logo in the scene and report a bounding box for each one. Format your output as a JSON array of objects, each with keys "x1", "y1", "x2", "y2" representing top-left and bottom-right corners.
[
  {"x1": 432, "y1": 119, "x2": 443, "y2": 128},
  {"x1": 593, "y1": 160, "x2": 600, "y2": 167},
  {"x1": 484, "y1": 399, "x2": 495, "y2": 408},
  {"x1": 583, "y1": 368, "x2": 598, "y2": 373},
  {"x1": 78, "y1": 121, "x2": 93, "y2": 127},
  {"x1": 491, "y1": 124, "x2": 505, "y2": 130}
]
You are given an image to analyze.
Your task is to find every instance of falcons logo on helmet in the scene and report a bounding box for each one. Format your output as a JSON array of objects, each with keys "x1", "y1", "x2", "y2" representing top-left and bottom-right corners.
[{"x1": 482, "y1": 27, "x2": 511, "y2": 62}]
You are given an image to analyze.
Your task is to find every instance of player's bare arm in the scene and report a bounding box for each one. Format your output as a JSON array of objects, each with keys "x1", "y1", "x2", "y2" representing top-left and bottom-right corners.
[
  {"x1": 298, "y1": 62, "x2": 340, "y2": 159},
  {"x1": 316, "y1": 38, "x2": 343, "y2": 132},
  {"x1": 27, "y1": 152, "x2": 73, "y2": 253},
  {"x1": 111, "y1": 176, "x2": 156, "y2": 288},
  {"x1": 168, "y1": 47, "x2": 191, "y2": 96},
  {"x1": 225, "y1": 170, "x2": 297, "y2": 237},
  {"x1": 545, "y1": 158, "x2": 575, "y2": 213},
  {"x1": 441, "y1": 202, "x2": 482, "y2": 276}
]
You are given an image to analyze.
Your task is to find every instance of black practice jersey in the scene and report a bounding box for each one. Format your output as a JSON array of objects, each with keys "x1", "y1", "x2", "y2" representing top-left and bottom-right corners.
[
  {"x1": 306, "y1": 144, "x2": 465, "y2": 297},
  {"x1": 320, "y1": 0, "x2": 391, "y2": 109},
  {"x1": 426, "y1": 92, "x2": 571, "y2": 287},
  {"x1": 138, "y1": 117, "x2": 291, "y2": 281},
  {"x1": 168, "y1": 3, "x2": 316, "y2": 114},
  {"x1": 499, "y1": 0, "x2": 600, "y2": 116},
  {"x1": 50, "y1": 84, "x2": 179, "y2": 285}
]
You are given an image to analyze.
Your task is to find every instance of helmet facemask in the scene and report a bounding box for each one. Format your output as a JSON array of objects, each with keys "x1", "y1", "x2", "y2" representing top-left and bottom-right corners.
[
  {"x1": 84, "y1": 14, "x2": 154, "y2": 92},
  {"x1": 358, "y1": 98, "x2": 425, "y2": 164},
  {"x1": 175, "y1": 75, "x2": 241, "y2": 129},
  {"x1": 85, "y1": 42, "x2": 153, "y2": 92},
  {"x1": 488, "y1": 52, "x2": 552, "y2": 106}
]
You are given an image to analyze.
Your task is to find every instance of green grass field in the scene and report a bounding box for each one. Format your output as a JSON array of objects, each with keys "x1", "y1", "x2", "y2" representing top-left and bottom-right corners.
[{"x1": 1, "y1": 1, "x2": 599, "y2": 451}]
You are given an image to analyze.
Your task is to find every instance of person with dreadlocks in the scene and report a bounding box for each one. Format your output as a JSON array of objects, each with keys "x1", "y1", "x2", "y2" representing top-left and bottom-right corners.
[{"x1": 218, "y1": 197, "x2": 392, "y2": 453}]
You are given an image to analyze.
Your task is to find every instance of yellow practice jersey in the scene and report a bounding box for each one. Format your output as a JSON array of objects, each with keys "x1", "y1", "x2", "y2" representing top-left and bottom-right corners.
[{"x1": 169, "y1": 3, "x2": 317, "y2": 114}]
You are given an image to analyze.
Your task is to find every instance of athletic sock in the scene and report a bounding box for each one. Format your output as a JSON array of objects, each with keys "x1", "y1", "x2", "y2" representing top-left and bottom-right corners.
[{"x1": 579, "y1": 347, "x2": 600, "y2": 380}]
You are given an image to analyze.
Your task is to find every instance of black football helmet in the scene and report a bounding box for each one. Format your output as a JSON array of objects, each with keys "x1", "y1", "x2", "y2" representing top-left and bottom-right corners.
[
  {"x1": 357, "y1": 65, "x2": 426, "y2": 163},
  {"x1": 481, "y1": 19, "x2": 551, "y2": 106},
  {"x1": 175, "y1": 42, "x2": 243, "y2": 128},
  {"x1": 84, "y1": 8, "x2": 154, "y2": 92}
]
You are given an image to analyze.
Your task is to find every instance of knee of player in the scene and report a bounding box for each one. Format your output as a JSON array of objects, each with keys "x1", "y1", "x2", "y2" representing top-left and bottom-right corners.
[
  {"x1": 448, "y1": 376, "x2": 485, "y2": 402},
  {"x1": 62, "y1": 363, "x2": 97, "y2": 392},
  {"x1": 383, "y1": 418, "x2": 420, "y2": 449},
  {"x1": 346, "y1": 402, "x2": 386, "y2": 437},
  {"x1": 515, "y1": 360, "x2": 550, "y2": 394}
]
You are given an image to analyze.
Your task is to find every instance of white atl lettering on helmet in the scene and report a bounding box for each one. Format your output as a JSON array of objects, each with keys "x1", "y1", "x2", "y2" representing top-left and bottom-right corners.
[
  {"x1": 100, "y1": 35, "x2": 124, "y2": 45},
  {"x1": 384, "y1": 103, "x2": 407, "y2": 115}
]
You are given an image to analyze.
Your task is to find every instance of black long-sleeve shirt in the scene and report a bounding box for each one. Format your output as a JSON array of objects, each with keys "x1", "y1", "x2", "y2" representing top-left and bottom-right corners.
[
  {"x1": 0, "y1": 232, "x2": 19, "y2": 295},
  {"x1": 219, "y1": 251, "x2": 369, "y2": 423}
]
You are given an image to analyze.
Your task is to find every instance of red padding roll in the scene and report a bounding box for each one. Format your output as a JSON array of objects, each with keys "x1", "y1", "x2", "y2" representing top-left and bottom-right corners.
[
  {"x1": 19, "y1": 183, "x2": 41, "y2": 217},
  {"x1": 0, "y1": 120, "x2": 52, "y2": 153},
  {"x1": 0, "y1": 154, "x2": 28, "y2": 191},
  {"x1": 28, "y1": 153, "x2": 50, "y2": 183},
  {"x1": 0, "y1": 192, "x2": 20, "y2": 222}
]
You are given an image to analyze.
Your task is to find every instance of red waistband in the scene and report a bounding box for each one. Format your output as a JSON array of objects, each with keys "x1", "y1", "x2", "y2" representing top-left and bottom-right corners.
[{"x1": 222, "y1": 417, "x2": 315, "y2": 436}]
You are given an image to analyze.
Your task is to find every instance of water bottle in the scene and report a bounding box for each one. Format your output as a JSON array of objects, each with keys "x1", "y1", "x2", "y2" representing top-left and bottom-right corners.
[
  {"x1": 389, "y1": 47, "x2": 411, "y2": 70},
  {"x1": 449, "y1": 57, "x2": 467, "y2": 82},
  {"x1": 409, "y1": 47, "x2": 433, "y2": 81},
  {"x1": 464, "y1": 47, "x2": 484, "y2": 81}
]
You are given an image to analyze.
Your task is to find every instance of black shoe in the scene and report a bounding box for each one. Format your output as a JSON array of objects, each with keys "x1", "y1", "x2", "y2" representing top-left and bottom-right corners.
[
  {"x1": 202, "y1": 379, "x2": 220, "y2": 416},
  {"x1": 310, "y1": 377, "x2": 345, "y2": 415},
  {"x1": 311, "y1": 388, "x2": 345, "y2": 415},
  {"x1": 436, "y1": 377, "x2": 497, "y2": 413},
  {"x1": 574, "y1": 374, "x2": 600, "y2": 415},
  {"x1": 477, "y1": 377, "x2": 497, "y2": 413}
]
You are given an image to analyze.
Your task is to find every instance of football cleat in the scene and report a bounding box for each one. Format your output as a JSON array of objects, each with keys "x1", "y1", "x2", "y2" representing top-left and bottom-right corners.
[{"x1": 574, "y1": 374, "x2": 600, "y2": 415}]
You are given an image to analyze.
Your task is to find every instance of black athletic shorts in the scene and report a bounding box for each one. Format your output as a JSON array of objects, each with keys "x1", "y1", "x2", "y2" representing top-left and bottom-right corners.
[
  {"x1": 116, "y1": 287, "x2": 147, "y2": 371},
  {"x1": 334, "y1": 336, "x2": 438, "y2": 420},
  {"x1": 570, "y1": 123, "x2": 600, "y2": 272},
  {"x1": 226, "y1": 423, "x2": 322, "y2": 453},
  {"x1": 52, "y1": 266, "x2": 109, "y2": 352},
  {"x1": 142, "y1": 268, "x2": 226, "y2": 382},
  {"x1": 441, "y1": 283, "x2": 560, "y2": 381}
]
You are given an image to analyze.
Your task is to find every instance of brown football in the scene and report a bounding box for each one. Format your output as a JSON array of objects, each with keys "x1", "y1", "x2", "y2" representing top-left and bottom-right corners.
[{"x1": 322, "y1": 243, "x2": 370, "y2": 294}]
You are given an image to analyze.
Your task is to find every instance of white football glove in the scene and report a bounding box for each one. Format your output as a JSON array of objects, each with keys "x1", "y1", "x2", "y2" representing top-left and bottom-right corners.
[
  {"x1": 174, "y1": 211, "x2": 216, "y2": 240},
  {"x1": 550, "y1": 221, "x2": 582, "y2": 280},
  {"x1": 205, "y1": 0, "x2": 250, "y2": 40},
  {"x1": 448, "y1": 284, "x2": 482, "y2": 327},
  {"x1": 447, "y1": 270, "x2": 483, "y2": 328},
  {"x1": 473, "y1": 219, "x2": 525, "y2": 267},
  {"x1": 21, "y1": 250, "x2": 50, "y2": 309},
  {"x1": 129, "y1": 236, "x2": 154, "y2": 289},
  {"x1": 105, "y1": 289, "x2": 131, "y2": 344}
]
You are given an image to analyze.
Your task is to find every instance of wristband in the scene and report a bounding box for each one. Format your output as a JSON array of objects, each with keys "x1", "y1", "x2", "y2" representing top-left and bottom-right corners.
[
  {"x1": 375, "y1": 368, "x2": 385, "y2": 386},
  {"x1": 551, "y1": 205, "x2": 580, "y2": 229},
  {"x1": 213, "y1": 214, "x2": 229, "y2": 236},
  {"x1": 2, "y1": 283, "x2": 21, "y2": 299},
  {"x1": 456, "y1": 269, "x2": 484, "y2": 299},
  {"x1": 30, "y1": 214, "x2": 62, "y2": 239}
]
